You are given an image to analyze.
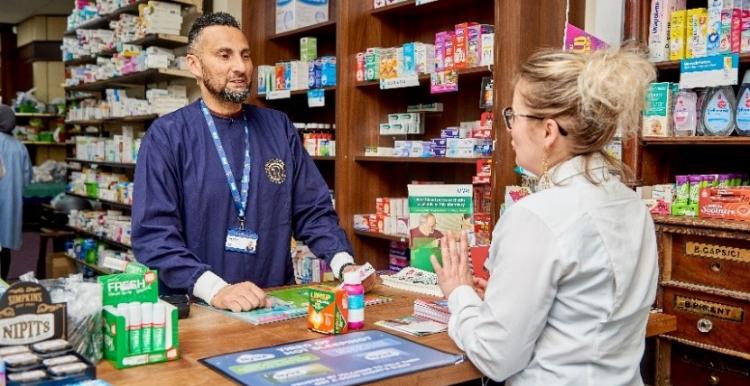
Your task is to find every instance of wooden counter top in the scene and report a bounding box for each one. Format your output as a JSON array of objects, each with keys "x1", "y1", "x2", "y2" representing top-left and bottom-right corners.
[{"x1": 96, "y1": 287, "x2": 675, "y2": 385}]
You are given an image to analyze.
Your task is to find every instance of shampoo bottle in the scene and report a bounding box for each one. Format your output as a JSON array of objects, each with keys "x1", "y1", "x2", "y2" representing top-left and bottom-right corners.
[
  {"x1": 736, "y1": 70, "x2": 750, "y2": 135},
  {"x1": 701, "y1": 86, "x2": 737, "y2": 136}
]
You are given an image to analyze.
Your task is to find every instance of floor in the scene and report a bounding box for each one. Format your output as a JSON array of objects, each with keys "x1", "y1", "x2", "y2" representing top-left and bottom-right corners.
[{"x1": 6, "y1": 231, "x2": 48, "y2": 280}]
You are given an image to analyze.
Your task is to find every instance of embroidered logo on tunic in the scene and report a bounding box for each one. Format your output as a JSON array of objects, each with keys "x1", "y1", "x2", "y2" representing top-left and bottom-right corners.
[{"x1": 264, "y1": 159, "x2": 286, "y2": 184}]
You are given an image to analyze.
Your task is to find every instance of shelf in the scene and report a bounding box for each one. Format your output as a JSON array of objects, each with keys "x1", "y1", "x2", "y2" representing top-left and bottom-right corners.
[
  {"x1": 14, "y1": 113, "x2": 60, "y2": 118},
  {"x1": 66, "y1": 94, "x2": 99, "y2": 102},
  {"x1": 66, "y1": 114, "x2": 158, "y2": 125},
  {"x1": 63, "y1": 0, "x2": 197, "y2": 36},
  {"x1": 66, "y1": 158, "x2": 137, "y2": 169},
  {"x1": 65, "y1": 68, "x2": 194, "y2": 91},
  {"x1": 653, "y1": 52, "x2": 750, "y2": 70},
  {"x1": 651, "y1": 215, "x2": 750, "y2": 233},
  {"x1": 311, "y1": 156, "x2": 335, "y2": 161},
  {"x1": 269, "y1": 20, "x2": 336, "y2": 40},
  {"x1": 262, "y1": 86, "x2": 337, "y2": 100},
  {"x1": 64, "y1": 55, "x2": 98, "y2": 66},
  {"x1": 355, "y1": 67, "x2": 491, "y2": 88},
  {"x1": 354, "y1": 230, "x2": 408, "y2": 242},
  {"x1": 22, "y1": 142, "x2": 74, "y2": 147},
  {"x1": 641, "y1": 136, "x2": 750, "y2": 145},
  {"x1": 68, "y1": 226, "x2": 132, "y2": 250},
  {"x1": 371, "y1": 0, "x2": 490, "y2": 17},
  {"x1": 355, "y1": 155, "x2": 489, "y2": 164},
  {"x1": 127, "y1": 33, "x2": 189, "y2": 49},
  {"x1": 63, "y1": 253, "x2": 116, "y2": 276},
  {"x1": 67, "y1": 192, "x2": 132, "y2": 210}
]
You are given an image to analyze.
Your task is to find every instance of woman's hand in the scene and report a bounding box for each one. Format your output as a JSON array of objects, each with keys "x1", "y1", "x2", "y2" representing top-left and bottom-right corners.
[{"x1": 431, "y1": 231, "x2": 474, "y2": 298}]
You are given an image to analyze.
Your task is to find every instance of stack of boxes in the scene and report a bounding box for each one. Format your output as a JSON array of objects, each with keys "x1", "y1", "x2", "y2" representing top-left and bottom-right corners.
[
  {"x1": 68, "y1": 210, "x2": 133, "y2": 246},
  {"x1": 275, "y1": 0, "x2": 329, "y2": 34},
  {"x1": 138, "y1": 1, "x2": 183, "y2": 36},
  {"x1": 389, "y1": 241, "x2": 410, "y2": 272},
  {"x1": 146, "y1": 86, "x2": 189, "y2": 116},
  {"x1": 292, "y1": 241, "x2": 333, "y2": 284},
  {"x1": 257, "y1": 37, "x2": 337, "y2": 94},
  {"x1": 68, "y1": 168, "x2": 134, "y2": 205},
  {"x1": 356, "y1": 23, "x2": 493, "y2": 83},
  {"x1": 66, "y1": 1, "x2": 99, "y2": 31},
  {"x1": 353, "y1": 197, "x2": 409, "y2": 237},
  {"x1": 650, "y1": 0, "x2": 750, "y2": 62},
  {"x1": 74, "y1": 126, "x2": 141, "y2": 164}
]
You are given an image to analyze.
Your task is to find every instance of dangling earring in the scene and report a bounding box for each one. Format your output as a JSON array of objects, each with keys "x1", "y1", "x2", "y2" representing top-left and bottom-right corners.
[{"x1": 537, "y1": 155, "x2": 552, "y2": 190}]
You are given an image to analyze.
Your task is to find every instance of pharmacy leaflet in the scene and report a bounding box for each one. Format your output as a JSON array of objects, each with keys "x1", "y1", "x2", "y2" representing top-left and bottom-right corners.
[{"x1": 201, "y1": 330, "x2": 464, "y2": 386}]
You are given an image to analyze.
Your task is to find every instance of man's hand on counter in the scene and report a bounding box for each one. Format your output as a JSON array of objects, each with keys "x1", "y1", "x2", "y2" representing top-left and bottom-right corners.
[
  {"x1": 342, "y1": 265, "x2": 380, "y2": 293},
  {"x1": 212, "y1": 282, "x2": 272, "y2": 312}
]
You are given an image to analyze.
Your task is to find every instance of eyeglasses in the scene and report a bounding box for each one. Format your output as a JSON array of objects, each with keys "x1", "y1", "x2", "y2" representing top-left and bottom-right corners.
[{"x1": 502, "y1": 107, "x2": 568, "y2": 136}]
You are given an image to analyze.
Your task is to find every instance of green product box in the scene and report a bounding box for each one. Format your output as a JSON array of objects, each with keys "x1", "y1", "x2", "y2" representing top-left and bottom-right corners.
[
  {"x1": 98, "y1": 271, "x2": 180, "y2": 369},
  {"x1": 300, "y1": 37, "x2": 317, "y2": 62}
]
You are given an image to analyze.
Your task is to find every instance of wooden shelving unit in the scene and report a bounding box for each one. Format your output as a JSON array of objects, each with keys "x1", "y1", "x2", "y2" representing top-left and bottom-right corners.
[
  {"x1": 354, "y1": 156, "x2": 489, "y2": 164},
  {"x1": 66, "y1": 158, "x2": 137, "y2": 169},
  {"x1": 66, "y1": 192, "x2": 132, "y2": 211},
  {"x1": 63, "y1": 0, "x2": 199, "y2": 36},
  {"x1": 66, "y1": 114, "x2": 158, "y2": 125},
  {"x1": 67, "y1": 226, "x2": 132, "y2": 250},
  {"x1": 64, "y1": 68, "x2": 194, "y2": 92},
  {"x1": 354, "y1": 230, "x2": 408, "y2": 243},
  {"x1": 22, "y1": 142, "x2": 73, "y2": 147},
  {"x1": 245, "y1": 0, "x2": 576, "y2": 268},
  {"x1": 641, "y1": 136, "x2": 750, "y2": 145}
]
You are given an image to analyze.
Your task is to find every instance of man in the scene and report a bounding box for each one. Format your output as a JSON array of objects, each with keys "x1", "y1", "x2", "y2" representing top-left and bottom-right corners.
[
  {"x1": 410, "y1": 213, "x2": 443, "y2": 240},
  {"x1": 132, "y1": 12, "x2": 373, "y2": 313},
  {"x1": 0, "y1": 105, "x2": 32, "y2": 279}
]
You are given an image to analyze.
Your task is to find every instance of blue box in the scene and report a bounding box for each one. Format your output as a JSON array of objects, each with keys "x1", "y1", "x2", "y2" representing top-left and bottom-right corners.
[
  {"x1": 402, "y1": 42, "x2": 416, "y2": 75},
  {"x1": 321, "y1": 56, "x2": 336, "y2": 87}
]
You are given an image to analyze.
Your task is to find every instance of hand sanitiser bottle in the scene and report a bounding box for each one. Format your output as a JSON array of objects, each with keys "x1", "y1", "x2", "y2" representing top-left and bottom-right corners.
[
  {"x1": 701, "y1": 86, "x2": 737, "y2": 136},
  {"x1": 141, "y1": 302, "x2": 153, "y2": 353},
  {"x1": 342, "y1": 271, "x2": 365, "y2": 330},
  {"x1": 736, "y1": 70, "x2": 750, "y2": 135}
]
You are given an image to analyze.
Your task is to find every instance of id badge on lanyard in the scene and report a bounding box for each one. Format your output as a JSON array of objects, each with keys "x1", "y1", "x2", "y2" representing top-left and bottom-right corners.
[{"x1": 200, "y1": 100, "x2": 259, "y2": 255}]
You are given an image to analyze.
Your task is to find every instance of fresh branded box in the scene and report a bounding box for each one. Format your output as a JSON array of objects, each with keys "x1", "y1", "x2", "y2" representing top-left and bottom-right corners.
[
  {"x1": 99, "y1": 271, "x2": 179, "y2": 369},
  {"x1": 642, "y1": 82, "x2": 674, "y2": 137}
]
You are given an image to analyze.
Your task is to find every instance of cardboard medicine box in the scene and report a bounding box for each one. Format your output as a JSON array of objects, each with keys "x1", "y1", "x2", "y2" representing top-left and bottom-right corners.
[
  {"x1": 307, "y1": 286, "x2": 348, "y2": 334},
  {"x1": 99, "y1": 271, "x2": 179, "y2": 369}
]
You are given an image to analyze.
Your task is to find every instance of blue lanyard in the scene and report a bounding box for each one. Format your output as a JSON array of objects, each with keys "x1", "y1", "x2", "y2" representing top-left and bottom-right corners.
[{"x1": 200, "y1": 99, "x2": 251, "y2": 230}]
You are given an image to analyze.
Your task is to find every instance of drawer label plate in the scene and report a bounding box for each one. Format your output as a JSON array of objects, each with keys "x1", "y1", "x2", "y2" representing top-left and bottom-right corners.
[
  {"x1": 685, "y1": 241, "x2": 750, "y2": 263},
  {"x1": 674, "y1": 295, "x2": 745, "y2": 322}
]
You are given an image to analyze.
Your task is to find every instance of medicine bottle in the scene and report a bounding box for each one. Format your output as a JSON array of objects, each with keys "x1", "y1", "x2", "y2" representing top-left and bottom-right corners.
[{"x1": 342, "y1": 271, "x2": 365, "y2": 330}]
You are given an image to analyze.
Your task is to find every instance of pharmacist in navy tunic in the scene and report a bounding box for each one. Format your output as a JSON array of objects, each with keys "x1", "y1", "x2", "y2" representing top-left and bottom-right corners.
[{"x1": 132, "y1": 12, "x2": 357, "y2": 312}]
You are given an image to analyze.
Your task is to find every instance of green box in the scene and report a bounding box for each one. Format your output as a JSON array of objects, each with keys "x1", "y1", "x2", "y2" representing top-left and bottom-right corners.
[
  {"x1": 98, "y1": 271, "x2": 180, "y2": 369},
  {"x1": 300, "y1": 37, "x2": 317, "y2": 62}
]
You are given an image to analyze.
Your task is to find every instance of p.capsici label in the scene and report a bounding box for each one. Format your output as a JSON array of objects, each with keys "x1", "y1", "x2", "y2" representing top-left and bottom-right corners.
[{"x1": 685, "y1": 241, "x2": 750, "y2": 263}]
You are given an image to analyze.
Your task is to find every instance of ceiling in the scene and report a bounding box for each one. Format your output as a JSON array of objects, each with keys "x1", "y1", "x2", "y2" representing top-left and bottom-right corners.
[{"x1": 0, "y1": 0, "x2": 72, "y2": 25}]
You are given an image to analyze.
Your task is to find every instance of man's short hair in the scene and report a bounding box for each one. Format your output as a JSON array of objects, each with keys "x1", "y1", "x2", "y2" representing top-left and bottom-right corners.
[{"x1": 188, "y1": 12, "x2": 241, "y2": 52}]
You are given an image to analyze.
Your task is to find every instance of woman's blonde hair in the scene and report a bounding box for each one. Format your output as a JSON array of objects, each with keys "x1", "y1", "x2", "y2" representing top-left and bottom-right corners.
[{"x1": 515, "y1": 47, "x2": 656, "y2": 183}]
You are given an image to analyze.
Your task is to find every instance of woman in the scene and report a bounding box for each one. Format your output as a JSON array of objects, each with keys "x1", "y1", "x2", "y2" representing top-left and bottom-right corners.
[{"x1": 432, "y1": 49, "x2": 658, "y2": 385}]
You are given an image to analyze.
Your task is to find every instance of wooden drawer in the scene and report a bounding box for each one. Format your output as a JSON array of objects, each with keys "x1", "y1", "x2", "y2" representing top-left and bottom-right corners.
[
  {"x1": 670, "y1": 342, "x2": 750, "y2": 386},
  {"x1": 659, "y1": 230, "x2": 750, "y2": 294},
  {"x1": 662, "y1": 284, "x2": 750, "y2": 360}
]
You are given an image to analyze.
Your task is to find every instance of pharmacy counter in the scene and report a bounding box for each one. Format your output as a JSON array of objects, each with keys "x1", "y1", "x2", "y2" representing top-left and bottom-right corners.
[{"x1": 96, "y1": 286, "x2": 676, "y2": 385}]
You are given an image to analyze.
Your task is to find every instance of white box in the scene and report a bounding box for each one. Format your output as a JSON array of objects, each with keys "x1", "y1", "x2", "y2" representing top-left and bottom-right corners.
[
  {"x1": 480, "y1": 33, "x2": 494, "y2": 66},
  {"x1": 276, "y1": 0, "x2": 330, "y2": 34}
]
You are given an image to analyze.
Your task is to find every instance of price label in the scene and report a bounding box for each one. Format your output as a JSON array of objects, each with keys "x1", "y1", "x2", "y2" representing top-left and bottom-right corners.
[
  {"x1": 266, "y1": 90, "x2": 291, "y2": 100},
  {"x1": 307, "y1": 89, "x2": 325, "y2": 107},
  {"x1": 380, "y1": 75, "x2": 420, "y2": 90},
  {"x1": 679, "y1": 53, "x2": 739, "y2": 89}
]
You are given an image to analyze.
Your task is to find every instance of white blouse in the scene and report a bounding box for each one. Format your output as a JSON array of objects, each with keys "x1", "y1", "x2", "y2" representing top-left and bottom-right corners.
[{"x1": 448, "y1": 155, "x2": 658, "y2": 386}]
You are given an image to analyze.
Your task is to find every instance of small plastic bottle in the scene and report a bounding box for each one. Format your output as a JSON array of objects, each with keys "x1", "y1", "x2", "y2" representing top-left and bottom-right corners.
[
  {"x1": 342, "y1": 271, "x2": 365, "y2": 330},
  {"x1": 700, "y1": 86, "x2": 737, "y2": 136},
  {"x1": 736, "y1": 70, "x2": 750, "y2": 135}
]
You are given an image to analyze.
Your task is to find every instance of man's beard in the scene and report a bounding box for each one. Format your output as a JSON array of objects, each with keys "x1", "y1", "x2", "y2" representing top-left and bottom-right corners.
[{"x1": 203, "y1": 75, "x2": 250, "y2": 104}]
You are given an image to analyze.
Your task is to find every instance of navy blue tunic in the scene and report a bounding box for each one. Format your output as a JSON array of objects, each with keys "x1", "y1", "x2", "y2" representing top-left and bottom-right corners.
[{"x1": 131, "y1": 100, "x2": 352, "y2": 294}]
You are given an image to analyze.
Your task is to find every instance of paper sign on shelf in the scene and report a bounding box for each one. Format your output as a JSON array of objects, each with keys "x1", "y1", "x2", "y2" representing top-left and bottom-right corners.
[
  {"x1": 680, "y1": 53, "x2": 739, "y2": 89},
  {"x1": 380, "y1": 75, "x2": 420, "y2": 90},
  {"x1": 266, "y1": 90, "x2": 291, "y2": 100},
  {"x1": 307, "y1": 89, "x2": 325, "y2": 107}
]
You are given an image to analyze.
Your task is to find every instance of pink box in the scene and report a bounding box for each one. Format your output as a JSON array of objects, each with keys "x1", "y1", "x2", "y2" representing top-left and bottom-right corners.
[{"x1": 435, "y1": 31, "x2": 447, "y2": 71}]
